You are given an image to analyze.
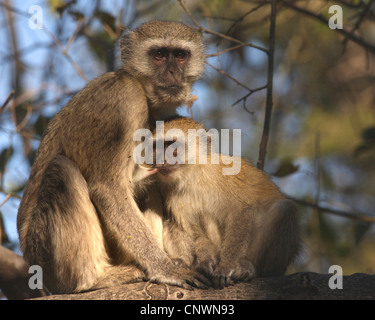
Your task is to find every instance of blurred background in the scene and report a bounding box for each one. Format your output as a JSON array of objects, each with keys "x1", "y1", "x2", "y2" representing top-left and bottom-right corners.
[{"x1": 0, "y1": 0, "x2": 374, "y2": 286}]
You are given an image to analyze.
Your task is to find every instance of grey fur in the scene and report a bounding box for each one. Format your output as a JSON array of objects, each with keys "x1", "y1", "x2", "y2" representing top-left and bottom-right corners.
[
  {"x1": 141, "y1": 117, "x2": 302, "y2": 289},
  {"x1": 17, "y1": 21, "x2": 207, "y2": 293}
]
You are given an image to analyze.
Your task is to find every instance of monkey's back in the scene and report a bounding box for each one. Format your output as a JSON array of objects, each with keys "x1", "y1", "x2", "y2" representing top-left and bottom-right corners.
[
  {"x1": 160, "y1": 155, "x2": 284, "y2": 238},
  {"x1": 218, "y1": 156, "x2": 284, "y2": 206},
  {"x1": 17, "y1": 69, "x2": 148, "y2": 253}
]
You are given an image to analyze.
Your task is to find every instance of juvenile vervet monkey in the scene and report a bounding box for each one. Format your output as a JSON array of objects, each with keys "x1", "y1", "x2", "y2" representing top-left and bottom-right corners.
[
  {"x1": 17, "y1": 21, "x2": 208, "y2": 293},
  {"x1": 137, "y1": 117, "x2": 301, "y2": 289}
]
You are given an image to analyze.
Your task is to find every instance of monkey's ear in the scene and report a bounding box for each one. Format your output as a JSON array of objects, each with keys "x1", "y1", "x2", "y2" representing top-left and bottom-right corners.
[{"x1": 120, "y1": 31, "x2": 136, "y2": 65}]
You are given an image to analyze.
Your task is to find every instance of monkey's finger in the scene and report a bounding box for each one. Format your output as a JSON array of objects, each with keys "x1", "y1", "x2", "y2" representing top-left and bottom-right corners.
[
  {"x1": 212, "y1": 275, "x2": 225, "y2": 289},
  {"x1": 219, "y1": 276, "x2": 226, "y2": 289},
  {"x1": 186, "y1": 278, "x2": 208, "y2": 290},
  {"x1": 193, "y1": 272, "x2": 211, "y2": 288},
  {"x1": 183, "y1": 272, "x2": 210, "y2": 290},
  {"x1": 180, "y1": 281, "x2": 194, "y2": 291}
]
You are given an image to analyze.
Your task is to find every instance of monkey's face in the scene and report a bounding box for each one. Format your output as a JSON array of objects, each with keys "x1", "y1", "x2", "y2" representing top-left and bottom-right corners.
[
  {"x1": 120, "y1": 21, "x2": 205, "y2": 110},
  {"x1": 148, "y1": 46, "x2": 191, "y2": 95},
  {"x1": 139, "y1": 41, "x2": 203, "y2": 109}
]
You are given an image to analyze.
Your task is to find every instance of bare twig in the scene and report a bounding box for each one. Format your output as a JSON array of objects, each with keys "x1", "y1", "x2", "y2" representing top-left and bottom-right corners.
[
  {"x1": 0, "y1": 188, "x2": 21, "y2": 200},
  {"x1": 326, "y1": 0, "x2": 365, "y2": 10},
  {"x1": 205, "y1": 43, "x2": 248, "y2": 58},
  {"x1": 186, "y1": 94, "x2": 197, "y2": 119},
  {"x1": 225, "y1": 3, "x2": 266, "y2": 37},
  {"x1": 205, "y1": 61, "x2": 252, "y2": 91},
  {"x1": 257, "y1": 0, "x2": 277, "y2": 170},
  {"x1": 200, "y1": 13, "x2": 238, "y2": 22},
  {"x1": 314, "y1": 132, "x2": 321, "y2": 205},
  {"x1": 3, "y1": 0, "x2": 22, "y2": 96},
  {"x1": 15, "y1": 103, "x2": 33, "y2": 132},
  {"x1": 287, "y1": 195, "x2": 375, "y2": 223},
  {"x1": 231, "y1": 85, "x2": 268, "y2": 107},
  {"x1": 43, "y1": 27, "x2": 89, "y2": 82},
  {"x1": 64, "y1": 18, "x2": 84, "y2": 54},
  {"x1": 0, "y1": 194, "x2": 11, "y2": 208},
  {"x1": 178, "y1": 0, "x2": 268, "y2": 54},
  {"x1": 342, "y1": 0, "x2": 375, "y2": 48},
  {"x1": 0, "y1": 90, "x2": 15, "y2": 114},
  {"x1": 281, "y1": 0, "x2": 375, "y2": 55},
  {"x1": 0, "y1": 2, "x2": 89, "y2": 82}
]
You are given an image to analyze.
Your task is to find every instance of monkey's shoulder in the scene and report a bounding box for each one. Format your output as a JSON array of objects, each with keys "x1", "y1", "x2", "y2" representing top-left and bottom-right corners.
[
  {"x1": 212, "y1": 156, "x2": 283, "y2": 200},
  {"x1": 62, "y1": 70, "x2": 146, "y2": 115},
  {"x1": 87, "y1": 69, "x2": 144, "y2": 93}
]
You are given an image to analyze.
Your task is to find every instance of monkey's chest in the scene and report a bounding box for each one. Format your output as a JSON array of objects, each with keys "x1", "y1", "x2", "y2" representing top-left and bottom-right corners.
[{"x1": 166, "y1": 190, "x2": 225, "y2": 237}]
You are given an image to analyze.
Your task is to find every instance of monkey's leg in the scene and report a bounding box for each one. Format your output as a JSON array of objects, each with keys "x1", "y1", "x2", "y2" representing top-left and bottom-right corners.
[
  {"x1": 249, "y1": 199, "x2": 301, "y2": 277},
  {"x1": 89, "y1": 183, "x2": 210, "y2": 290},
  {"x1": 210, "y1": 207, "x2": 258, "y2": 289},
  {"x1": 163, "y1": 221, "x2": 196, "y2": 268},
  {"x1": 193, "y1": 236, "x2": 220, "y2": 278},
  {"x1": 141, "y1": 184, "x2": 164, "y2": 248},
  {"x1": 25, "y1": 155, "x2": 144, "y2": 293}
]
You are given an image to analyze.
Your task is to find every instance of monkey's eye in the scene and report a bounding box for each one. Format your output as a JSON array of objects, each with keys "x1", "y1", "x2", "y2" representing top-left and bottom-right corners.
[
  {"x1": 174, "y1": 50, "x2": 186, "y2": 61},
  {"x1": 153, "y1": 50, "x2": 167, "y2": 60}
]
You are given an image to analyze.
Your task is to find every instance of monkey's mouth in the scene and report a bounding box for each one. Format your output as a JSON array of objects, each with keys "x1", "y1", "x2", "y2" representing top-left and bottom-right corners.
[
  {"x1": 158, "y1": 85, "x2": 183, "y2": 92},
  {"x1": 155, "y1": 163, "x2": 179, "y2": 176}
]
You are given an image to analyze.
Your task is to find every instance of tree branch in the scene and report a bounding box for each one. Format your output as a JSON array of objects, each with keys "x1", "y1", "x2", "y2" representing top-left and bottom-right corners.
[
  {"x1": 281, "y1": 0, "x2": 375, "y2": 55},
  {"x1": 0, "y1": 90, "x2": 15, "y2": 114},
  {"x1": 287, "y1": 196, "x2": 375, "y2": 223},
  {"x1": 178, "y1": 0, "x2": 269, "y2": 54},
  {"x1": 30, "y1": 272, "x2": 375, "y2": 300},
  {"x1": 257, "y1": 0, "x2": 277, "y2": 170}
]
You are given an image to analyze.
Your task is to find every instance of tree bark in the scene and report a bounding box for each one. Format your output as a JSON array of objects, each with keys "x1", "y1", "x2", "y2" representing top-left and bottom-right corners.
[{"x1": 31, "y1": 272, "x2": 375, "y2": 300}]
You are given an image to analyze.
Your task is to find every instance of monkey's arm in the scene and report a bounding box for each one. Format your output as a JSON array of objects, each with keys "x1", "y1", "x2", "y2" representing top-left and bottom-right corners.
[
  {"x1": 60, "y1": 71, "x2": 208, "y2": 289},
  {"x1": 89, "y1": 183, "x2": 208, "y2": 289}
]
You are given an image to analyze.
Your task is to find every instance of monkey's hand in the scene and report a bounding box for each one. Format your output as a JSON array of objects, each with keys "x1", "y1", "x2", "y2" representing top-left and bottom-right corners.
[
  {"x1": 211, "y1": 259, "x2": 256, "y2": 289},
  {"x1": 193, "y1": 256, "x2": 218, "y2": 279},
  {"x1": 147, "y1": 263, "x2": 211, "y2": 290},
  {"x1": 171, "y1": 258, "x2": 189, "y2": 268}
]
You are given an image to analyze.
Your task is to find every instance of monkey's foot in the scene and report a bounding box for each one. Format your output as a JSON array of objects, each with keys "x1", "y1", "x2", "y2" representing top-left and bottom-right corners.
[
  {"x1": 148, "y1": 265, "x2": 210, "y2": 290},
  {"x1": 193, "y1": 256, "x2": 218, "y2": 279},
  {"x1": 211, "y1": 260, "x2": 256, "y2": 289}
]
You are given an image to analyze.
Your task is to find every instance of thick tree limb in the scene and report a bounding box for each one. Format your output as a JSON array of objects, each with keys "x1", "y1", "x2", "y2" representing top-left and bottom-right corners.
[{"x1": 32, "y1": 272, "x2": 375, "y2": 300}]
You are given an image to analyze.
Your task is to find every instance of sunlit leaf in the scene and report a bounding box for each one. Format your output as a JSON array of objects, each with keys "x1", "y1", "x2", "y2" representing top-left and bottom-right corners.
[
  {"x1": 49, "y1": 0, "x2": 76, "y2": 15},
  {"x1": 273, "y1": 158, "x2": 299, "y2": 177},
  {"x1": 95, "y1": 11, "x2": 116, "y2": 31}
]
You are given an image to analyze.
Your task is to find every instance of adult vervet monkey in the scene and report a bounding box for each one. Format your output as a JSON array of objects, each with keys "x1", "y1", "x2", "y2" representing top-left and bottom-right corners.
[
  {"x1": 137, "y1": 117, "x2": 301, "y2": 289},
  {"x1": 17, "y1": 21, "x2": 208, "y2": 293}
]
